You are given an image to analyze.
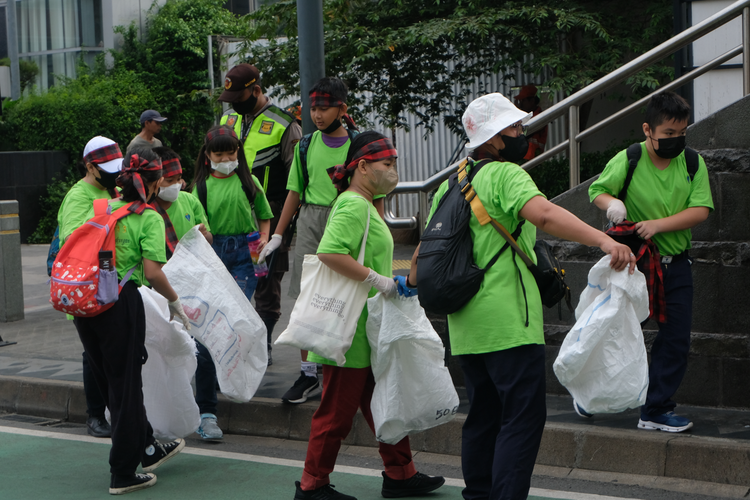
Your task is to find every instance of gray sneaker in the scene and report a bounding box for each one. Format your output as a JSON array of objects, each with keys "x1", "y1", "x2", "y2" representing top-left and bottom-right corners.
[{"x1": 198, "y1": 413, "x2": 223, "y2": 440}]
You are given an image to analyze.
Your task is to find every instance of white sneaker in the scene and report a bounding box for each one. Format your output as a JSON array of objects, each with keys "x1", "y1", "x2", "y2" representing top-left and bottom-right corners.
[{"x1": 198, "y1": 413, "x2": 223, "y2": 440}]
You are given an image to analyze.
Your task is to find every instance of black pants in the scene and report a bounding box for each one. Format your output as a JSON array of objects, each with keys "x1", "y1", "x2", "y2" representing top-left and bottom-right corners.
[
  {"x1": 82, "y1": 351, "x2": 107, "y2": 418},
  {"x1": 458, "y1": 344, "x2": 547, "y2": 500},
  {"x1": 643, "y1": 256, "x2": 693, "y2": 416},
  {"x1": 254, "y1": 199, "x2": 288, "y2": 323},
  {"x1": 74, "y1": 281, "x2": 155, "y2": 476}
]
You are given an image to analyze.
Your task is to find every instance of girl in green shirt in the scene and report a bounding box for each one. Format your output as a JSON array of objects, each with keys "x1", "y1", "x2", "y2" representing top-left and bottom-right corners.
[{"x1": 294, "y1": 132, "x2": 445, "y2": 500}]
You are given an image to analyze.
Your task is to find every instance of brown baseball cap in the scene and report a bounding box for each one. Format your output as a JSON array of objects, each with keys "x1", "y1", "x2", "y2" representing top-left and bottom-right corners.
[
  {"x1": 219, "y1": 64, "x2": 261, "y2": 102},
  {"x1": 514, "y1": 84, "x2": 538, "y2": 101}
]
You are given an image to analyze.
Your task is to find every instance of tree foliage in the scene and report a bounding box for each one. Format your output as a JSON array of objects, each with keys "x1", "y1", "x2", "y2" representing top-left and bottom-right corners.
[
  {"x1": 0, "y1": 57, "x2": 40, "y2": 92},
  {"x1": 241, "y1": 0, "x2": 672, "y2": 136}
]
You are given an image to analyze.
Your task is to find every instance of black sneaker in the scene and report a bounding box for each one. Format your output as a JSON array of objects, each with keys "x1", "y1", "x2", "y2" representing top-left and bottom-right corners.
[
  {"x1": 109, "y1": 473, "x2": 156, "y2": 495},
  {"x1": 282, "y1": 371, "x2": 321, "y2": 404},
  {"x1": 141, "y1": 438, "x2": 185, "y2": 472},
  {"x1": 381, "y1": 471, "x2": 445, "y2": 498},
  {"x1": 294, "y1": 480, "x2": 357, "y2": 500},
  {"x1": 87, "y1": 416, "x2": 112, "y2": 438}
]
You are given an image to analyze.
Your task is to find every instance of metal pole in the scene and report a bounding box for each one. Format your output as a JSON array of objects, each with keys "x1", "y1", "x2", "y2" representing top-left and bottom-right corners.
[
  {"x1": 568, "y1": 106, "x2": 580, "y2": 189},
  {"x1": 744, "y1": 7, "x2": 750, "y2": 95},
  {"x1": 297, "y1": 0, "x2": 326, "y2": 135},
  {"x1": 6, "y1": 0, "x2": 21, "y2": 99},
  {"x1": 207, "y1": 35, "x2": 214, "y2": 93}
]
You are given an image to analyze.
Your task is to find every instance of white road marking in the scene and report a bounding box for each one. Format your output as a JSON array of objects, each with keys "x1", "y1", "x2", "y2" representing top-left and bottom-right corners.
[{"x1": 0, "y1": 426, "x2": 642, "y2": 499}]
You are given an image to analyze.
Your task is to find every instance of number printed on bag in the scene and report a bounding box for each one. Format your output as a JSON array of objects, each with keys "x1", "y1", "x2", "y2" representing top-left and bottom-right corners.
[{"x1": 435, "y1": 405, "x2": 459, "y2": 420}]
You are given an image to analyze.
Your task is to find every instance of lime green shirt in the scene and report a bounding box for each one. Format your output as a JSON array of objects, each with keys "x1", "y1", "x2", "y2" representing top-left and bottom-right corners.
[
  {"x1": 166, "y1": 191, "x2": 211, "y2": 241},
  {"x1": 192, "y1": 172, "x2": 274, "y2": 235},
  {"x1": 58, "y1": 179, "x2": 111, "y2": 245},
  {"x1": 427, "y1": 161, "x2": 545, "y2": 355},
  {"x1": 83, "y1": 200, "x2": 167, "y2": 287},
  {"x1": 589, "y1": 143, "x2": 714, "y2": 256},
  {"x1": 307, "y1": 192, "x2": 394, "y2": 368},
  {"x1": 287, "y1": 131, "x2": 349, "y2": 206}
]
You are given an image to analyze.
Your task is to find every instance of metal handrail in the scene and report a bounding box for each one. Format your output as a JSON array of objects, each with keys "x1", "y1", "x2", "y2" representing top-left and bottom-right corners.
[{"x1": 385, "y1": 0, "x2": 750, "y2": 231}]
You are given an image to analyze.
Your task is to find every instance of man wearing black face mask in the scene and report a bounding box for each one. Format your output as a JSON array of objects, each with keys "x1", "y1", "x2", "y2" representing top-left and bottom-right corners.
[
  {"x1": 590, "y1": 91, "x2": 714, "y2": 433},
  {"x1": 218, "y1": 63, "x2": 302, "y2": 367},
  {"x1": 57, "y1": 135, "x2": 124, "y2": 439}
]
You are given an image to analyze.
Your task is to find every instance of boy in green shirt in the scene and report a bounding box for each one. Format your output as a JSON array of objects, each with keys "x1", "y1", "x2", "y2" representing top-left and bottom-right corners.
[{"x1": 589, "y1": 91, "x2": 713, "y2": 433}]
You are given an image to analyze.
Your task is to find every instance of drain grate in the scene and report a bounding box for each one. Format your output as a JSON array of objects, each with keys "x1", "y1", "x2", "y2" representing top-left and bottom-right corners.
[{"x1": 0, "y1": 414, "x2": 63, "y2": 426}]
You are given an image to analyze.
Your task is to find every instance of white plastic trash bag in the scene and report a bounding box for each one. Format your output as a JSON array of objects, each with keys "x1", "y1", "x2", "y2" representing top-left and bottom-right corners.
[
  {"x1": 163, "y1": 226, "x2": 267, "y2": 402},
  {"x1": 366, "y1": 293, "x2": 460, "y2": 445},
  {"x1": 553, "y1": 255, "x2": 650, "y2": 414},
  {"x1": 139, "y1": 286, "x2": 200, "y2": 440}
]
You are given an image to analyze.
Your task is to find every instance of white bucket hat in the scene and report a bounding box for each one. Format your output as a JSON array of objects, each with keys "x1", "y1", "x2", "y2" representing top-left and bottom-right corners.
[
  {"x1": 83, "y1": 136, "x2": 123, "y2": 173},
  {"x1": 462, "y1": 93, "x2": 532, "y2": 150}
]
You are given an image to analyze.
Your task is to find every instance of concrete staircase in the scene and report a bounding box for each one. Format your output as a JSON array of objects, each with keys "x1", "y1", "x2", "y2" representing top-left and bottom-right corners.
[{"x1": 539, "y1": 95, "x2": 750, "y2": 409}]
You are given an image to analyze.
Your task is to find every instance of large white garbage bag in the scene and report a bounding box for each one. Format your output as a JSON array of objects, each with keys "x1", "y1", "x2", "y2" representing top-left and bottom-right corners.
[
  {"x1": 553, "y1": 255, "x2": 650, "y2": 414},
  {"x1": 366, "y1": 293, "x2": 460, "y2": 445},
  {"x1": 163, "y1": 226, "x2": 267, "y2": 402},
  {"x1": 139, "y1": 286, "x2": 200, "y2": 440}
]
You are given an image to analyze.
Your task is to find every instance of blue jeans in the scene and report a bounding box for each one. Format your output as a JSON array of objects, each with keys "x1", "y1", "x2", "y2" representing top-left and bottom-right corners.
[
  {"x1": 458, "y1": 344, "x2": 547, "y2": 500},
  {"x1": 194, "y1": 234, "x2": 259, "y2": 414},
  {"x1": 643, "y1": 256, "x2": 693, "y2": 417}
]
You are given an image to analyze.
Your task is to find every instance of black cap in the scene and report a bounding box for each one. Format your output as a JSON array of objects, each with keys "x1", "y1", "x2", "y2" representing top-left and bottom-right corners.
[
  {"x1": 219, "y1": 64, "x2": 261, "y2": 103},
  {"x1": 140, "y1": 110, "x2": 167, "y2": 125}
]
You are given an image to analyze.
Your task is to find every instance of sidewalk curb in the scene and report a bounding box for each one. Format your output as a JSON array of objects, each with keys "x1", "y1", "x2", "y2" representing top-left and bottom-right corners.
[{"x1": 2, "y1": 375, "x2": 750, "y2": 487}]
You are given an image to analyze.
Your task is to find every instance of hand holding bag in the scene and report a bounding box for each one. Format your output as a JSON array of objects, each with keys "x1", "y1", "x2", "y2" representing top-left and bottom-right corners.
[{"x1": 275, "y1": 198, "x2": 372, "y2": 366}]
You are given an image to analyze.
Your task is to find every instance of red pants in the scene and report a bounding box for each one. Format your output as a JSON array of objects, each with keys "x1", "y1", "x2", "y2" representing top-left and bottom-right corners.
[{"x1": 301, "y1": 365, "x2": 416, "y2": 490}]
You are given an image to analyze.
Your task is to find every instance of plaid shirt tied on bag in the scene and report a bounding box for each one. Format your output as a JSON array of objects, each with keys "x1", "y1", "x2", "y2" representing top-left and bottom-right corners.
[{"x1": 606, "y1": 222, "x2": 667, "y2": 323}]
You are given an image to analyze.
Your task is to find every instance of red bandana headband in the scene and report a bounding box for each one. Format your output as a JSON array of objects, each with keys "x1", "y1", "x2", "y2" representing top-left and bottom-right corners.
[
  {"x1": 117, "y1": 154, "x2": 163, "y2": 214},
  {"x1": 328, "y1": 138, "x2": 398, "y2": 190},
  {"x1": 310, "y1": 91, "x2": 343, "y2": 108},
  {"x1": 205, "y1": 126, "x2": 238, "y2": 144},
  {"x1": 161, "y1": 157, "x2": 182, "y2": 177},
  {"x1": 84, "y1": 143, "x2": 122, "y2": 165}
]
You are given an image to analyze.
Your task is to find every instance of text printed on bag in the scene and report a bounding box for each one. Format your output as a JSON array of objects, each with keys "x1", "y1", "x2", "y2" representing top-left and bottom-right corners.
[
  {"x1": 310, "y1": 293, "x2": 347, "y2": 319},
  {"x1": 435, "y1": 405, "x2": 459, "y2": 420}
]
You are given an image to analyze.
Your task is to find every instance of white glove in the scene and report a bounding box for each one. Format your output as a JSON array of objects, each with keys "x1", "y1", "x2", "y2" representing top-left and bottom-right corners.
[
  {"x1": 607, "y1": 199, "x2": 627, "y2": 224},
  {"x1": 168, "y1": 298, "x2": 191, "y2": 331},
  {"x1": 363, "y1": 268, "x2": 397, "y2": 299},
  {"x1": 259, "y1": 234, "x2": 282, "y2": 262}
]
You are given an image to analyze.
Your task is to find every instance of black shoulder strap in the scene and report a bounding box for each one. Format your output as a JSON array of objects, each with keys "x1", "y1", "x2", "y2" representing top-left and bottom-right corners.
[
  {"x1": 685, "y1": 147, "x2": 699, "y2": 181},
  {"x1": 197, "y1": 179, "x2": 208, "y2": 218},
  {"x1": 299, "y1": 133, "x2": 314, "y2": 203},
  {"x1": 618, "y1": 143, "x2": 642, "y2": 202}
]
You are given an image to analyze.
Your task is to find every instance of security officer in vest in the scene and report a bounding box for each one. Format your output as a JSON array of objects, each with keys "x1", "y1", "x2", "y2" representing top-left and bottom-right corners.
[{"x1": 218, "y1": 63, "x2": 303, "y2": 365}]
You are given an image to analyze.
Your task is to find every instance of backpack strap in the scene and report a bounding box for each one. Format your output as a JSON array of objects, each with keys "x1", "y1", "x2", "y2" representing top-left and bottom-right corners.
[
  {"x1": 93, "y1": 198, "x2": 111, "y2": 216},
  {"x1": 197, "y1": 179, "x2": 208, "y2": 217},
  {"x1": 299, "y1": 133, "x2": 314, "y2": 203},
  {"x1": 618, "y1": 143, "x2": 642, "y2": 202},
  {"x1": 685, "y1": 147, "x2": 699, "y2": 181},
  {"x1": 458, "y1": 158, "x2": 493, "y2": 225}
]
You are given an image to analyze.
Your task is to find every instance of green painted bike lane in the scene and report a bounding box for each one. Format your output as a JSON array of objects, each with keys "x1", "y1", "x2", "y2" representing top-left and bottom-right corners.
[{"x1": 0, "y1": 426, "x2": 606, "y2": 500}]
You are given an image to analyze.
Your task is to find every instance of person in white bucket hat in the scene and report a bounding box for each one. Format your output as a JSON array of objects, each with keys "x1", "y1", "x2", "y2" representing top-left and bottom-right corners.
[{"x1": 409, "y1": 93, "x2": 637, "y2": 500}]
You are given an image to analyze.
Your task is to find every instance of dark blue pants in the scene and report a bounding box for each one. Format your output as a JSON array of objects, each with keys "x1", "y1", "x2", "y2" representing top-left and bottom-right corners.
[
  {"x1": 643, "y1": 256, "x2": 693, "y2": 417},
  {"x1": 458, "y1": 344, "x2": 547, "y2": 500},
  {"x1": 194, "y1": 234, "x2": 258, "y2": 414}
]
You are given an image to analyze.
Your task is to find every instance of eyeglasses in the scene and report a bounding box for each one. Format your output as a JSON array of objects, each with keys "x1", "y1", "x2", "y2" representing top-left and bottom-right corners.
[{"x1": 509, "y1": 122, "x2": 527, "y2": 135}]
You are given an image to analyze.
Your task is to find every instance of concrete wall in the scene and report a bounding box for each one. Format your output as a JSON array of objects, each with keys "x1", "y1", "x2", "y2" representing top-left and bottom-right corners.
[
  {"x1": 0, "y1": 151, "x2": 68, "y2": 243},
  {"x1": 538, "y1": 148, "x2": 750, "y2": 409}
]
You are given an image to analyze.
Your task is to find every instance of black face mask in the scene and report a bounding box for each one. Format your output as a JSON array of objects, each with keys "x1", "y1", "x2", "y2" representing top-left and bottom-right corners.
[
  {"x1": 651, "y1": 135, "x2": 686, "y2": 159},
  {"x1": 96, "y1": 169, "x2": 120, "y2": 190},
  {"x1": 322, "y1": 116, "x2": 343, "y2": 134},
  {"x1": 499, "y1": 134, "x2": 529, "y2": 163},
  {"x1": 232, "y1": 94, "x2": 258, "y2": 116}
]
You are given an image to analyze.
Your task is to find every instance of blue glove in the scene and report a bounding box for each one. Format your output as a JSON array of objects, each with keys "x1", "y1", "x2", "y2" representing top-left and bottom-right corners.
[{"x1": 394, "y1": 275, "x2": 418, "y2": 297}]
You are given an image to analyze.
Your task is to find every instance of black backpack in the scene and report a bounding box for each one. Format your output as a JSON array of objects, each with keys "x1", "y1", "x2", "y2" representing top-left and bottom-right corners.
[
  {"x1": 618, "y1": 143, "x2": 700, "y2": 201},
  {"x1": 417, "y1": 158, "x2": 522, "y2": 315}
]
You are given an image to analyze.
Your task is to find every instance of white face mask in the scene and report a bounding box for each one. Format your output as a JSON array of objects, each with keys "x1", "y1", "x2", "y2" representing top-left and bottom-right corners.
[
  {"x1": 157, "y1": 182, "x2": 181, "y2": 202},
  {"x1": 211, "y1": 159, "x2": 238, "y2": 175}
]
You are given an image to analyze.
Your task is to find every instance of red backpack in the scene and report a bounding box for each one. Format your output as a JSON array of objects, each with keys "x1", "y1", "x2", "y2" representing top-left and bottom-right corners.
[{"x1": 50, "y1": 199, "x2": 141, "y2": 317}]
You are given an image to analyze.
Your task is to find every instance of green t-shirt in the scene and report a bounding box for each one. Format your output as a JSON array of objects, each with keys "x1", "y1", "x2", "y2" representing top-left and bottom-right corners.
[
  {"x1": 589, "y1": 143, "x2": 714, "y2": 256},
  {"x1": 58, "y1": 179, "x2": 111, "y2": 245},
  {"x1": 165, "y1": 191, "x2": 211, "y2": 241},
  {"x1": 84, "y1": 199, "x2": 167, "y2": 287},
  {"x1": 426, "y1": 161, "x2": 545, "y2": 356},
  {"x1": 307, "y1": 192, "x2": 394, "y2": 368},
  {"x1": 192, "y1": 172, "x2": 274, "y2": 235},
  {"x1": 286, "y1": 131, "x2": 349, "y2": 206}
]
